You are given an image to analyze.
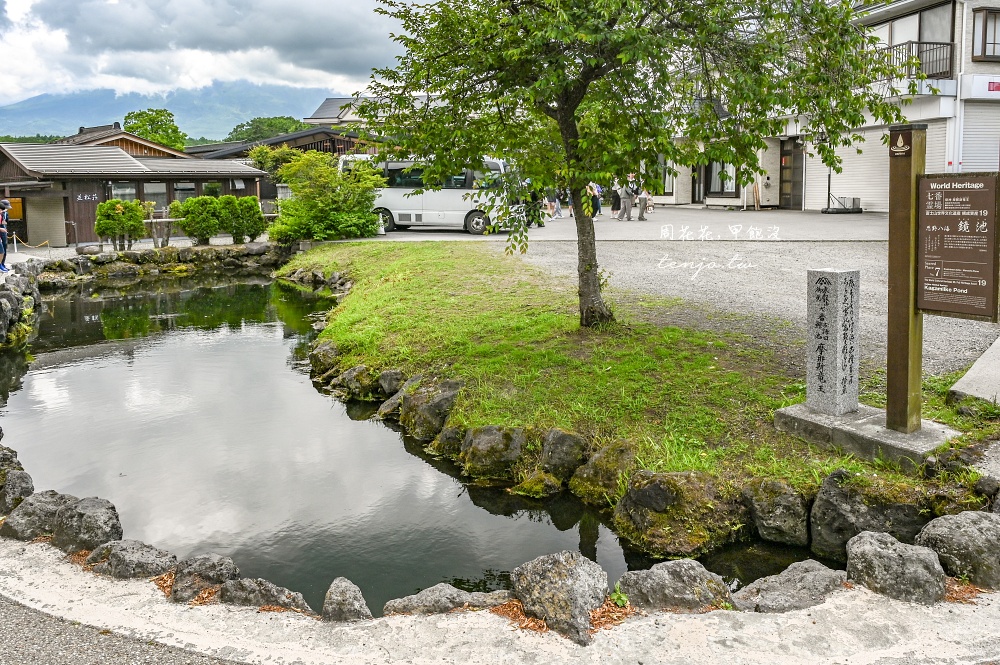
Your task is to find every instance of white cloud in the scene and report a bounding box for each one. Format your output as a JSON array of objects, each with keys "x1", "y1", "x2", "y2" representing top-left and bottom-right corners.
[{"x1": 0, "y1": 0, "x2": 400, "y2": 103}]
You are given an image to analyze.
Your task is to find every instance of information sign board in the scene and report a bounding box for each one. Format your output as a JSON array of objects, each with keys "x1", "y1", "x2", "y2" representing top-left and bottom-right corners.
[{"x1": 916, "y1": 173, "x2": 1000, "y2": 322}]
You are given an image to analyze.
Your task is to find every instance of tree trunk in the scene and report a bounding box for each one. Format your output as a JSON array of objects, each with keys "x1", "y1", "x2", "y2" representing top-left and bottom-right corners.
[{"x1": 556, "y1": 102, "x2": 614, "y2": 327}]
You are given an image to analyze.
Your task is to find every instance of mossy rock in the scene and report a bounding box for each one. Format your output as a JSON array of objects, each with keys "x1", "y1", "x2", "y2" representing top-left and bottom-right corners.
[
  {"x1": 612, "y1": 470, "x2": 750, "y2": 558},
  {"x1": 458, "y1": 426, "x2": 525, "y2": 479},
  {"x1": 425, "y1": 427, "x2": 465, "y2": 458},
  {"x1": 567, "y1": 441, "x2": 636, "y2": 506},
  {"x1": 510, "y1": 470, "x2": 562, "y2": 499}
]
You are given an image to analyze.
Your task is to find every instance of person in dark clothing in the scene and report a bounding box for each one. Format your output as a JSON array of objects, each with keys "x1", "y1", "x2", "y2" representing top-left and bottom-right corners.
[{"x1": 0, "y1": 200, "x2": 10, "y2": 273}]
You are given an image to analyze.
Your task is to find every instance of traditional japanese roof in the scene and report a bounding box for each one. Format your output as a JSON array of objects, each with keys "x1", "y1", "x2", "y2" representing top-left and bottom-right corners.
[
  {"x1": 305, "y1": 97, "x2": 362, "y2": 125},
  {"x1": 193, "y1": 127, "x2": 365, "y2": 160},
  {"x1": 0, "y1": 143, "x2": 264, "y2": 179},
  {"x1": 53, "y1": 124, "x2": 192, "y2": 159}
]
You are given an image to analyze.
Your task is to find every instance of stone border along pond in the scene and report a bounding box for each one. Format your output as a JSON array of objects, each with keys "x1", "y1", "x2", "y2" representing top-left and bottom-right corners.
[{"x1": 0, "y1": 249, "x2": 998, "y2": 647}]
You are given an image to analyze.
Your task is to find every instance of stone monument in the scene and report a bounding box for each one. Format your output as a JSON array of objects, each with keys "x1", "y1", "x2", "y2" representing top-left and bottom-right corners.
[{"x1": 806, "y1": 269, "x2": 860, "y2": 416}]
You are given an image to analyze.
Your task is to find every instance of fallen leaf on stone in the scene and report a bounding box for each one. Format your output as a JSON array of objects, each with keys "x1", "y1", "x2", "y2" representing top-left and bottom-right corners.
[
  {"x1": 30, "y1": 535, "x2": 52, "y2": 545},
  {"x1": 590, "y1": 598, "x2": 636, "y2": 633},
  {"x1": 66, "y1": 550, "x2": 92, "y2": 567},
  {"x1": 488, "y1": 599, "x2": 549, "y2": 633},
  {"x1": 945, "y1": 577, "x2": 985, "y2": 605},
  {"x1": 189, "y1": 586, "x2": 220, "y2": 606},
  {"x1": 151, "y1": 570, "x2": 175, "y2": 598}
]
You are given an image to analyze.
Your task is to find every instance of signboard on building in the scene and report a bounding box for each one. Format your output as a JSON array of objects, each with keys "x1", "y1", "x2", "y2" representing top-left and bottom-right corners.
[{"x1": 916, "y1": 173, "x2": 1000, "y2": 322}]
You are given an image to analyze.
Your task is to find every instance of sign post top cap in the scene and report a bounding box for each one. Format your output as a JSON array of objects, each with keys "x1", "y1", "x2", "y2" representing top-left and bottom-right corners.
[{"x1": 890, "y1": 124, "x2": 928, "y2": 131}]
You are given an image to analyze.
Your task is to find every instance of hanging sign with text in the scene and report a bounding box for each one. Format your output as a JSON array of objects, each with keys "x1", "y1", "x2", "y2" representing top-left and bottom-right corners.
[{"x1": 916, "y1": 173, "x2": 1000, "y2": 322}]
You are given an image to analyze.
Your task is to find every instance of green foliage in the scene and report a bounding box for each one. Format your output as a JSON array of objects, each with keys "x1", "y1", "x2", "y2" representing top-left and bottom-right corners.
[
  {"x1": 267, "y1": 151, "x2": 385, "y2": 242},
  {"x1": 247, "y1": 144, "x2": 301, "y2": 183},
  {"x1": 95, "y1": 199, "x2": 147, "y2": 250},
  {"x1": 216, "y1": 195, "x2": 241, "y2": 241},
  {"x1": 225, "y1": 116, "x2": 311, "y2": 142},
  {"x1": 0, "y1": 134, "x2": 63, "y2": 143},
  {"x1": 610, "y1": 582, "x2": 629, "y2": 608},
  {"x1": 358, "y1": 0, "x2": 916, "y2": 325},
  {"x1": 177, "y1": 196, "x2": 221, "y2": 245},
  {"x1": 234, "y1": 196, "x2": 267, "y2": 243},
  {"x1": 123, "y1": 108, "x2": 188, "y2": 150}
]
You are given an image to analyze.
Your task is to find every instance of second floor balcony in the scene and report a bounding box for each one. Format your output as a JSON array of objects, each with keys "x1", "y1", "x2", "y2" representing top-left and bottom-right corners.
[{"x1": 883, "y1": 41, "x2": 955, "y2": 79}]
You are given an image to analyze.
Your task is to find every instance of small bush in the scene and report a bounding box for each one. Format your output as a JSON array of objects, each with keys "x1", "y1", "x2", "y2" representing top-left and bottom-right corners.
[
  {"x1": 95, "y1": 199, "x2": 147, "y2": 250},
  {"x1": 216, "y1": 195, "x2": 241, "y2": 241},
  {"x1": 177, "y1": 196, "x2": 221, "y2": 245},
  {"x1": 235, "y1": 196, "x2": 267, "y2": 243}
]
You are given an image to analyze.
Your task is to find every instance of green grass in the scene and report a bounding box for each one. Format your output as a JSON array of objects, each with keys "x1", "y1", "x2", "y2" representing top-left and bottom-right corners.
[{"x1": 281, "y1": 241, "x2": 994, "y2": 505}]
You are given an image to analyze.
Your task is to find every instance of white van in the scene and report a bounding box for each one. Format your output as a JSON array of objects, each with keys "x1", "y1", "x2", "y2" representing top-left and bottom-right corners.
[{"x1": 341, "y1": 155, "x2": 507, "y2": 234}]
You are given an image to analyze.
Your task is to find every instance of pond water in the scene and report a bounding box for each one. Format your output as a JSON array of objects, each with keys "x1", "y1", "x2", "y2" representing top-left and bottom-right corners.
[{"x1": 0, "y1": 278, "x2": 816, "y2": 615}]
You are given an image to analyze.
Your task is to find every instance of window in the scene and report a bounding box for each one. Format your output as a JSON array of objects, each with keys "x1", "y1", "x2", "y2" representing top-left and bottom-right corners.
[
  {"x1": 202, "y1": 181, "x2": 222, "y2": 197},
  {"x1": 174, "y1": 182, "x2": 196, "y2": 202},
  {"x1": 142, "y1": 182, "x2": 168, "y2": 211},
  {"x1": 110, "y1": 182, "x2": 136, "y2": 200},
  {"x1": 442, "y1": 172, "x2": 469, "y2": 189},
  {"x1": 871, "y1": 4, "x2": 953, "y2": 45},
  {"x1": 973, "y1": 8, "x2": 1000, "y2": 60},
  {"x1": 663, "y1": 164, "x2": 675, "y2": 196},
  {"x1": 707, "y1": 162, "x2": 738, "y2": 197}
]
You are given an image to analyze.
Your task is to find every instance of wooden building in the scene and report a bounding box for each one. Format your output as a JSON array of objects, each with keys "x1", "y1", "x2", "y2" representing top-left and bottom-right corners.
[{"x1": 0, "y1": 142, "x2": 264, "y2": 246}]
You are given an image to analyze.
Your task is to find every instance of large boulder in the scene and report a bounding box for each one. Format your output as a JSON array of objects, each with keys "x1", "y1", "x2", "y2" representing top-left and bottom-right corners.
[
  {"x1": 171, "y1": 553, "x2": 241, "y2": 603},
  {"x1": 219, "y1": 578, "x2": 313, "y2": 613},
  {"x1": 0, "y1": 469, "x2": 33, "y2": 515},
  {"x1": 510, "y1": 551, "x2": 607, "y2": 646},
  {"x1": 376, "y1": 375, "x2": 423, "y2": 421},
  {"x1": 567, "y1": 441, "x2": 636, "y2": 505},
  {"x1": 308, "y1": 339, "x2": 339, "y2": 375},
  {"x1": 0, "y1": 444, "x2": 23, "y2": 481},
  {"x1": 914, "y1": 511, "x2": 1000, "y2": 588},
  {"x1": 333, "y1": 365, "x2": 381, "y2": 401},
  {"x1": 810, "y1": 469, "x2": 929, "y2": 562},
  {"x1": 51, "y1": 497, "x2": 124, "y2": 554},
  {"x1": 743, "y1": 480, "x2": 811, "y2": 547},
  {"x1": 618, "y1": 559, "x2": 732, "y2": 612},
  {"x1": 383, "y1": 582, "x2": 510, "y2": 616},
  {"x1": 539, "y1": 429, "x2": 587, "y2": 481},
  {"x1": 458, "y1": 426, "x2": 525, "y2": 478},
  {"x1": 612, "y1": 470, "x2": 750, "y2": 558},
  {"x1": 424, "y1": 426, "x2": 465, "y2": 458},
  {"x1": 0, "y1": 490, "x2": 79, "y2": 541},
  {"x1": 846, "y1": 531, "x2": 945, "y2": 604},
  {"x1": 322, "y1": 577, "x2": 373, "y2": 622},
  {"x1": 732, "y1": 559, "x2": 846, "y2": 613},
  {"x1": 85, "y1": 540, "x2": 177, "y2": 579},
  {"x1": 399, "y1": 380, "x2": 463, "y2": 441},
  {"x1": 378, "y1": 370, "x2": 406, "y2": 397},
  {"x1": 509, "y1": 470, "x2": 563, "y2": 499}
]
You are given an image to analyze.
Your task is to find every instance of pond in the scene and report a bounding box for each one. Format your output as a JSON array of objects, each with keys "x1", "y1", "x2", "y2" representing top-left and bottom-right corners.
[{"x1": 0, "y1": 278, "x2": 815, "y2": 615}]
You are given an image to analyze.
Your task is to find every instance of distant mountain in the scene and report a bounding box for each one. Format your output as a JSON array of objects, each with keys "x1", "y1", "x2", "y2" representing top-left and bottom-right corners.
[{"x1": 0, "y1": 81, "x2": 339, "y2": 140}]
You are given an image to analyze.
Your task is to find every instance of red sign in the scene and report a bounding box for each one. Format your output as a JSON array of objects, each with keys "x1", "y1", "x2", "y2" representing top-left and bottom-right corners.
[{"x1": 990, "y1": 82, "x2": 1000, "y2": 92}]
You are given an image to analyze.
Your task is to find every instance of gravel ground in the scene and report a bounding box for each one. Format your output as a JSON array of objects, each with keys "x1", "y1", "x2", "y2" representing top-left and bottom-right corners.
[
  {"x1": 0, "y1": 596, "x2": 243, "y2": 665},
  {"x1": 511, "y1": 239, "x2": 1000, "y2": 377}
]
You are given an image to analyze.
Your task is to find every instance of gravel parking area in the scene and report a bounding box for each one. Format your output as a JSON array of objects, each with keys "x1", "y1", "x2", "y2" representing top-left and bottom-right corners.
[{"x1": 512, "y1": 238, "x2": 1000, "y2": 377}]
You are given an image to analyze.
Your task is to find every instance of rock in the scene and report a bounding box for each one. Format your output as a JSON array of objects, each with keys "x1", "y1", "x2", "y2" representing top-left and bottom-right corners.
[
  {"x1": 974, "y1": 476, "x2": 1000, "y2": 499},
  {"x1": 0, "y1": 490, "x2": 79, "y2": 541},
  {"x1": 732, "y1": 559, "x2": 846, "y2": 613},
  {"x1": 336, "y1": 365, "x2": 381, "y2": 400},
  {"x1": 91, "y1": 252, "x2": 119, "y2": 265},
  {"x1": 399, "y1": 379, "x2": 463, "y2": 441},
  {"x1": 0, "y1": 444, "x2": 25, "y2": 496},
  {"x1": 322, "y1": 577, "x2": 373, "y2": 622},
  {"x1": 218, "y1": 578, "x2": 312, "y2": 613},
  {"x1": 618, "y1": 559, "x2": 732, "y2": 612},
  {"x1": 378, "y1": 369, "x2": 405, "y2": 397},
  {"x1": 171, "y1": 553, "x2": 241, "y2": 603},
  {"x1": 308, "y1": 339, "x2": 339, "y2": 375},
  {"x1": 743, "y1": 480, "x2": 811, "y2": 547},
  {"x1": 383, "y1": 582, "x2": 510, "y2": 615},
  {"x1": 539, "y1": 429, "x2": 587, "y2": 481},
  {"x1": 847, "y1": 531, "x2": 945, "y2": 604},
  {"x1": 511, "y1": 550, "x2": 607, "y2": 645},
  {"x1": 376, "y1": 375, "x2": 422, "y2": 420},
  {"x1": 244, "y1": 242, "x2": 269, "y2": 256},
  {"x1": 51, "y1": 497, "x2": 124, "y2": 554},
  {"x1": 567, "y1": 441, "x2": 636, "y2": 505},
  {"x1": 76, "y1": 245, "x2": 102, "y2": 256},
  {"x1": 85, "y1": 540, "x2": 177, "y2": 579},
  {"x1": 0, "y1": 469, "x2": 33, "y2": 514},
  {"x1": 458, "y1": 426, "x2": 525, "y2": 478},
  {"x1": 994, "y1": 500, "x2": 1000, "y2": 515},
  {"x1": 810, "y1": 469, "x2": 929, "y2": 562},
  {"x1": 510, "y1": 470, "x2": 563, "y2": 498},
  {"x1": 424, "y1": 426, "x2": 465, "y2": 457},
  {"x1": 914, "y1": 511, "x2": 1000, "y2": 588},
  {"x1": 612, "y1": 470, "x2": 750, "y2": 558}
]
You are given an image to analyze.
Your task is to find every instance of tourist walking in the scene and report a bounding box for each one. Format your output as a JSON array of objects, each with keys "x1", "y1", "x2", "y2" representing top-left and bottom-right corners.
[
  {"x1": 610, "y1": 179, "x2": 621, "y2": 218},
  {"x1": 587, "y1": 182, "x2": 602, "y2": 217},
  {"x1": 638, "y1": 186, "x2": 651, "y2": 221},
  {"x1": 617, "y1": 174, "x2": 639, "y2": 221},
  {"x1": 0, "y1": 199, "x2": 10, "y2": 273}
]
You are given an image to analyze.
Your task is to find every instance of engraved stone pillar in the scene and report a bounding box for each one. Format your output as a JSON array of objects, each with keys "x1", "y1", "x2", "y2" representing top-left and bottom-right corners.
[{"x1": 806, "y1": 269, "x2": 860, "y2": 416}]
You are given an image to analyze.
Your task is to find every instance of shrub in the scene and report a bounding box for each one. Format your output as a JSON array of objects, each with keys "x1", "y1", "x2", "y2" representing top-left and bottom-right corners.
[
  {"x1": 236, "y1": 196, "x2": 267, "y2": 243},
  {"x1": 177, "y1": 196, "x2": 221, "y2": 245},
  {"x1": 216, "y1": 195, "x2": 241, "y2": 241},
  {"x1": 95, "y1": 199, "x2": 147, "y2": 250},
  {"x1": 267, "y1": 151, "x2": 385, "y2": 243}
]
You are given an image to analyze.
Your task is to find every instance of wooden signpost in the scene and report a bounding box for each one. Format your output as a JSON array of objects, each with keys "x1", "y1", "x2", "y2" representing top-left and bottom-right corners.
[{"x1": 887, "y1": 124, "x2": 1000, "y2": 433}]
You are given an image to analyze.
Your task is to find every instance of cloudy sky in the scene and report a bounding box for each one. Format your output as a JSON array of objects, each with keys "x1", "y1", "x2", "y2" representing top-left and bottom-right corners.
[{"x1": 0, "y1": 0, "x2": 402, "y2": 104}]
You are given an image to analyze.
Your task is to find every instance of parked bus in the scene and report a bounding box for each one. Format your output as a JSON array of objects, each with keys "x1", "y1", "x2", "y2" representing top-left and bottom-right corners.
[{"x1": 341, "y1": 155, "x2": 508, "y2": 235}]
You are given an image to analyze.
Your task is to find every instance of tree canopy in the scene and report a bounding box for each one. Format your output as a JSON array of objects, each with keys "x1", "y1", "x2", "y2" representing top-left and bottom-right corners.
[
  {"x1": 225, "y1": 116, "x2": 312, "y2": 143},
  {"x1": 357, "y1": 0, "x2": 913, "y2": 326},
  {"x1": 123, "y1": 108, "x2": 188, "y2": 151}
]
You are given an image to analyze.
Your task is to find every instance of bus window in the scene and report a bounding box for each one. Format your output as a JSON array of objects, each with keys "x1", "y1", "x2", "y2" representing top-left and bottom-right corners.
[
  {"x1": 442, "y1": 172, "x2": 469, "y2": 189},
  {"x1": 386, "y1": 166, "x2": 424, "y2": 188}
]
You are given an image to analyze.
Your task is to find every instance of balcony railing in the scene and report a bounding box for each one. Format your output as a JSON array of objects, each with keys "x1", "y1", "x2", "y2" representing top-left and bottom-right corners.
[{"x1": 883, "y1": 41, "x2": 954, "y2": 79}]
